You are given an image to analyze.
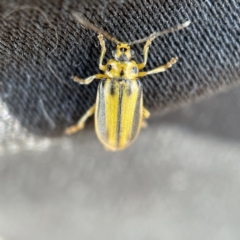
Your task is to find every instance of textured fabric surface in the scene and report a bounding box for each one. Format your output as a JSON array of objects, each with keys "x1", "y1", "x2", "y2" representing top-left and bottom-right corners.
[{"x1": 0, "y1": 0, "x2": 239, "y2": 136}]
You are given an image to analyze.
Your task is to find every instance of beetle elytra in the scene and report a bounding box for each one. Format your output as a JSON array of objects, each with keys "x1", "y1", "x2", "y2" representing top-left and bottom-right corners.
[{"x1": 65, "y1": 13, "x2": 191, "y2": 151}]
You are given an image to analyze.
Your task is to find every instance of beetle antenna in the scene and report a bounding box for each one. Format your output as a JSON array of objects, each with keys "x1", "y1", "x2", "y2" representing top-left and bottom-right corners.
[
  {"x1": 128, "y1": 20, "x2": 191, "y2": 45},
  {"x1": 72, "y1": 12, "x2": 121, "y2": 45}
]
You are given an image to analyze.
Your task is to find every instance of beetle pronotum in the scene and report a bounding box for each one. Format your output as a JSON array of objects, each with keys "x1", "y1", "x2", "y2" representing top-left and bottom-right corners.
[{"x1": 66, "y1": 12, "x2": 191, "y2": 151}]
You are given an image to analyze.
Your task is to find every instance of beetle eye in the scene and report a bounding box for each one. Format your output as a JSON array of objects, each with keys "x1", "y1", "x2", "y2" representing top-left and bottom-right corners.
[
  {"x1": 112, "y1": 50, "x2": 116, "y2": 56},
  {"x1": 130, "y1": 50, "x2": 135, "y2": 56}
]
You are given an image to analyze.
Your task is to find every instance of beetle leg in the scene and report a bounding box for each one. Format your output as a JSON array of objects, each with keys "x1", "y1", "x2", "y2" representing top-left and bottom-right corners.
[
  {"x1": 140, "y1": 107, "x2": 150, "y2": 129},
  {"x1": 98, "y1": 34, "x2": 107, "y2": 71},
  {"x1": 72, "y1": 74, "x2": 107, "y2": 85},
  {"x1": 143, "y1": 107, "x2": 150, "y2": 119},
  {"x1": 137, "y1": 35, "x2": 155, "y2": 70},
  {"x1": 65, "y1": 104, "x2": 96, "y2": 135},
  {"x1": 141, "y1": 120, "x2": 148, "y2": 128},
  {"x1": 138, "y1": 57, "x2": 178, "y2": 77}
]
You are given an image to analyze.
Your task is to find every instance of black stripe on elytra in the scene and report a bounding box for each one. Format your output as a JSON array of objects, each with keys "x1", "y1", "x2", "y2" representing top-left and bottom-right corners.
[
  {"x1": 101, "y1": 78, "x2": 106, "y2": 87},
  {"x1": 97, "y1": 81, "x2": 104, "y2": 118},
  {"x1": 126, "y1": 80, "x2": 132, "y2": 96},
  {"x1": 110, "y1": 79, "x2": 115, "y2": 95},
  {"x1": 116, "y1": 82, "x2": 123, "y2": 147},
  {"x1": 97, "y1": 80, "x2": 106, "y2": 139},
  {"x1": 130, "y1": 80, "x2": 142, "y2": 140}
]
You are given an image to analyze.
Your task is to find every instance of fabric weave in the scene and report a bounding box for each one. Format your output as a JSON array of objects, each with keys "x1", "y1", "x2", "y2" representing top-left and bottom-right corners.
[{"x1": 0, "y1": 0, "x2": 239, "y2": 136}]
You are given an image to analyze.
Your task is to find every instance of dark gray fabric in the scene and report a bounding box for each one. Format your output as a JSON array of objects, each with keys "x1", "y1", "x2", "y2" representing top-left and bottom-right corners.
[{"x1": 0, "y1": 0, "x2": 239, "y2": 136}]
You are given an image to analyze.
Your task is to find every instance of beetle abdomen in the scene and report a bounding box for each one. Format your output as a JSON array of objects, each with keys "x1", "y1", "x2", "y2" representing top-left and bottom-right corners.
[{"x1": 95, "y1": 79, "x2": 143, "y2": 151}]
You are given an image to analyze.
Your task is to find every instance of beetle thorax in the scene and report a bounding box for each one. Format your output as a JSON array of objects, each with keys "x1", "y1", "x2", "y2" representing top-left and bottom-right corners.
[{"x1": 105, "y1": 59, "x2": 139, "y2": 80}]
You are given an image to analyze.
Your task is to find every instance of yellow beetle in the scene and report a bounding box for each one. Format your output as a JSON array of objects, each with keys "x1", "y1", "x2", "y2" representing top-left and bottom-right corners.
[{"x1": 66, "y1": 13, "x2": 191, "y2": 151}]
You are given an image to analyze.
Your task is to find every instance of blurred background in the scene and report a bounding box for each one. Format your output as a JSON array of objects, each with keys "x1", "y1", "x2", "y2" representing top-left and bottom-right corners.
[
  {"x1": 0, "y1": 0, "x2": 240, "y2": 239},
  {"x1": 1, "y1": 85, "x2": 240, "y2": 240}
]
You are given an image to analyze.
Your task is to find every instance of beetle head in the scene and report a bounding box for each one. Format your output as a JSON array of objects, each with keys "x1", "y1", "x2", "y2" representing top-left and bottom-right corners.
[{"x1": 112, "y1": 43, "x2": 134, "y2": 62}]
